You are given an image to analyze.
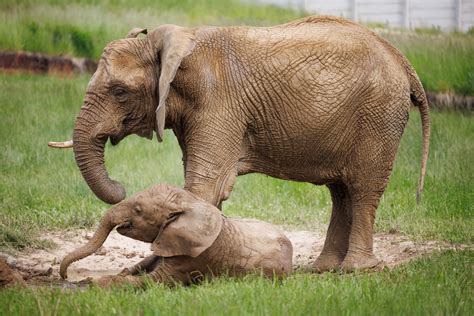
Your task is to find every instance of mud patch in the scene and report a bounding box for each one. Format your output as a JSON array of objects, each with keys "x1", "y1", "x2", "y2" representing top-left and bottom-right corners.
[
  {"x1": 0, "y1": 51, "x2": 97, "y2": 75},
  {"x1": 1, "y1": 230, "x2": 151, "y2": 285},
  {"x1": 0, "y1": 228, "x2": 468, "y2": 287},
  {"x1": 286, "y1": 230, "x2": 469, "y2": 270}
]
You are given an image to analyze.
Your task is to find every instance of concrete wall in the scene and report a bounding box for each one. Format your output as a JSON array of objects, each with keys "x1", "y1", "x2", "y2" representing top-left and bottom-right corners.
[{"x1": 255, "y1": 0, "x2": 474, "y2": 31}]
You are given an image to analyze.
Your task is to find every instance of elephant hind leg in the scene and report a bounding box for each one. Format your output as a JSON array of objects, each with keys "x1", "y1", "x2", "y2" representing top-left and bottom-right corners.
[
  {"x1": 340, "y1": 185, "x2": 384, "y2": 271},
  {"x1": 340, "y1": 147, "x2": 396, "y2": 271},
  {"x1": 313, "y1": 182, "x2": 352, "y2": 272}
]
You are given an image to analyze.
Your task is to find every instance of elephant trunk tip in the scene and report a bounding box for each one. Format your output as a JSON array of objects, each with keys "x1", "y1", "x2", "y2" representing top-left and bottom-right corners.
[
  {"x1": 59, "y1": 212, "x2": 116, "y2": 280},
  {"x1": 102, "y1": 180, "x2": 126, "y2": 205},
  {"x1": 59, "y1": 263, "x2": 68, "y2": 279}
]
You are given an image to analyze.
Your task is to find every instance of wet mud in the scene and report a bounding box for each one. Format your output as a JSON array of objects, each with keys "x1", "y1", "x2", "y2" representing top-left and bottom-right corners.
[{"x1": 1, "y1": 228, "x2": 468, "y2": 288}]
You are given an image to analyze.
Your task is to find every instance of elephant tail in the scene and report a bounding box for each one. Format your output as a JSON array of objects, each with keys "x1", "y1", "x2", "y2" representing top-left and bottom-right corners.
[{"x1": 409, "y1": 71, "x2": 430, "y2": 204}]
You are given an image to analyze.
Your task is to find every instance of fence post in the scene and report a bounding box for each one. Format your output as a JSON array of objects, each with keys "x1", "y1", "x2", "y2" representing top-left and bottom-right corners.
[
  {"x1": 301, "y1": 0, "x2": 307, "y2": 12},
  {"x1": 352, "y1": 0, "x2": 358, "y2": 21},
  {"x1": 456, "y1": 0, "x2": 463, "y2": 31},
  {"x1": 404, "y1": 0, "x2": 410, "y2": 29}
]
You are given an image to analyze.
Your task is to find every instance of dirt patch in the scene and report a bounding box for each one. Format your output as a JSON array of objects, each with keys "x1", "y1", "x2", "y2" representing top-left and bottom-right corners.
[
  {"x1": 0, "y1": 258, "x2": 26, "y2": 287},
  {"x1": 426, "y1": 91, "x2": 474, "y2": 112},
  {"x1": 1, "y1": 51, "x2": 472, "y2": 111},
  {"x1": 1, "y1": 230, "x2": 151, "y2": 286},
  {"x1": 287, "y1": 230, "x2": 469, "y2": 270},
  {"x1": 0, "y1": 51, "x2": 97, "y2": 75},
  {"x1": 0, "y1": 228, "x2": 469, "y2": 287}
]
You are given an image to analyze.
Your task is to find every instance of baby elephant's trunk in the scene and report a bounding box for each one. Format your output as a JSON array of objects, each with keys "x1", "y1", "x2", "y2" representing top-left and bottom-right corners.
[{"x1": 60, "y1": 212, "x2": 115, "y2": 279}]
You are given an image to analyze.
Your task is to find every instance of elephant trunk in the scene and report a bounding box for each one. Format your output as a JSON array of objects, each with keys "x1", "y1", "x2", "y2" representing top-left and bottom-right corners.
[
  {"x1": 73, "y1": 113, "x2": 126, "y2": 205},
  {"x1": 60, "y1": 211, "x2": 116, "y2": 279}
]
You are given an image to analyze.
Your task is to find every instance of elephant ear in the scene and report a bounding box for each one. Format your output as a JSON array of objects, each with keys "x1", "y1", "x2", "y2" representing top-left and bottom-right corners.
[
  {"x1": 151, "y1": 202, "x2": 223, "y2": 258},
  {"x1": 127, "y1": 27, "x2": 147, "y2": 38},
  {"x1": 147, "y1": 25, "x2": 196, "y2": 142}
]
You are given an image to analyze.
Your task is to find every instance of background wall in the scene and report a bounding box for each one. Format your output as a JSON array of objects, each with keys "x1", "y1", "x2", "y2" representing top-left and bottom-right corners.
[{"x1": 255, "y1": 0, "x2": 474, "y2": 31}]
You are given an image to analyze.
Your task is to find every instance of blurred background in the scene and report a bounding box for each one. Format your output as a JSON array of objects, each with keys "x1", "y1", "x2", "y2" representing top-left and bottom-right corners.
[
  {"x1": 258, "y1": 0, "x2": 474, "y2": 31},
  {"x1": 1, "y1": 0, "x2": 472, "y2": 96}
]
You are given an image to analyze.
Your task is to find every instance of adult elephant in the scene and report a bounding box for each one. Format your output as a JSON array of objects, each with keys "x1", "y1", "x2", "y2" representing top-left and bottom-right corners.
[{"x1": 51, "y1": 16, "x2": 430, "y2": 272}]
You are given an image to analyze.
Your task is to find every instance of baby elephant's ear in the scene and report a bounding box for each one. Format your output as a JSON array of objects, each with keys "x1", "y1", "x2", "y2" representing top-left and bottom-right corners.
[{"x1": 151, "y1": 203, "x2": 223, "y2": 258}]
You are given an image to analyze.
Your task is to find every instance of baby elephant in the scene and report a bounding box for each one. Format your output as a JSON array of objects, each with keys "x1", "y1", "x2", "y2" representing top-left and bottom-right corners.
[{"x1": 60, "y1": 184, "x2": 292, "y2": 286}]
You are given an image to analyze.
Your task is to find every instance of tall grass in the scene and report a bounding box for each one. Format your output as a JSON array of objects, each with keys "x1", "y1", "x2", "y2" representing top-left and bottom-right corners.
[
  {"x1": 383, "y1": 32, "x2": 474, "y2": 95},
  {"x1": 1, "y1": 1, "x2": 473, "y2": 94},
  {"x1": 1, "y1": 251, "x2": 472, "y2": 315},
  {"x1": 0, "y1": 0, "x2": 304, "y2": 59},
  {"x1": 0, "y1": 73, "x2": 472, "y2": 251}
]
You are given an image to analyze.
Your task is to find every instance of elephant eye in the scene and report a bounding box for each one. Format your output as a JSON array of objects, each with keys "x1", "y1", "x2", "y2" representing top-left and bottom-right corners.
[{"x1": 112, "y1": 87, "x2": 128, "y2": 101}]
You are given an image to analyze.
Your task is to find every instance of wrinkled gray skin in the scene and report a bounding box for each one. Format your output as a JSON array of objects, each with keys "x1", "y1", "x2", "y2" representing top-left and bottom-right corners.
[
  {"x1": 60, "y1": 184, "x2": 293, "y2": 286},
  {"x1": 70, "y1": 16, "x2": 430, "y2": 272}
]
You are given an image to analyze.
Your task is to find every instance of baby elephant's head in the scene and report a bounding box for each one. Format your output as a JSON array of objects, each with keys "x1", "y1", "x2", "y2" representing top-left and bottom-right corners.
[
  {"x1": 113, "y1": 185, "x2": 185, "y2": 243},
  {"x1": 59, "y1": 184, "x2": 223, "y2": 279}
]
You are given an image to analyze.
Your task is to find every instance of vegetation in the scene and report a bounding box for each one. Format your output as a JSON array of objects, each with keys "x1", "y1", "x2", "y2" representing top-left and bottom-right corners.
[
  {"x1": 384, "y1": 32, "x2": 474, "y2": 95},
  {"x1": 1, "y1": 251, "x2": 472, "y2": 315},
  {"x1": 0, "y1": 0, "x2": 304, "y2": 59},
  {"x1": 0, "y1": 1, "x2": 472, "y2": 314},
  {"x1": 0, "y1": 73, "x2": 472, "y2": 250},
  {"x1": 0, "y1": 0, "x2": 473, "y2": 94}
]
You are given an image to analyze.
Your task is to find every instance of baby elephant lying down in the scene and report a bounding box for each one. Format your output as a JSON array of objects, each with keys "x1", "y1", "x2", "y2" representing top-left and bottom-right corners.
[{"x1": 60, "y1": 184, "x2": 293, "y2": 286}]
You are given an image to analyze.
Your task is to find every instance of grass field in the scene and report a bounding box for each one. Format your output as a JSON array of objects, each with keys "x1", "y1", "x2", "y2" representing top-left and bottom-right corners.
[
  {"x1": 0, "y1": 73, "x2": 472, "y2": 250},
  {"x1": 0, "y1": 1, "x2": 473, "y2": 314},
  {"x1": 383, "y1": 32, "x2": 474, "y2": 95},
  {"x1": 1, "y1": 251, "x2": 472, "y2": 315},
  {"x1": 1, "y1": 0, "x2": 473, "y2": 95},
  {"x1": 0, "y1": 71, "x2": 472, "y2": 314}
]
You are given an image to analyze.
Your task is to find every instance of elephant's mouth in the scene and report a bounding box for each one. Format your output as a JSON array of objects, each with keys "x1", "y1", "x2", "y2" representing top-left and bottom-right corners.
[
  {"x1": 110, "y1": 133, "x2": 126, "y2": 146},
  {"x1": 116, "y1": 221, "x2": 132, "y2": 233}
]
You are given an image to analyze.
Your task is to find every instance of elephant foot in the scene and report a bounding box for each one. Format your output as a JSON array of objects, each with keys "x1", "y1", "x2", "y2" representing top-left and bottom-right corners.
[
  {"x1": 118, "y1": 268, "x2": 132, "y2": 276},
  {"x1": 312, "y1": 253, "x2": 344, "y2": 273},
  {"x1": 96, "y1": 275, "x2": 144, "y2": 288},
  {"x1": 340, "y1": 252, "x2": 379, "y2": 272}
]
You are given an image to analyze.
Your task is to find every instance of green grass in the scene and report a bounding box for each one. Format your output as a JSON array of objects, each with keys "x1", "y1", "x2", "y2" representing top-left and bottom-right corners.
[
  {"x1": 1, "y1": 250, "x2": 472, "y2": 315},
  {"x1": 0, "y1": 1, "x2": 472, "y2": 313},
  {"x1": 0, "y1": 0, "x2": 304, "y2": 59},
  {"x1": 0, "y1": 51, "x2": 472, "y2": 316},
  {"x1": 382, "y1": 32, "x2": 474, "y2": 95},
  {"x1": 0, "y1": 73, "x2": 472, "y2": 252},
  {"x1": 0, "y1": 1, "x2": 473, "y2": 94}
]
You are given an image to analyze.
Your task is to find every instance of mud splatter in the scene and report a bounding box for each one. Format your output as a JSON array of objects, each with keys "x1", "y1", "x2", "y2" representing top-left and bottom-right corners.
[
  {"x1": 1, "y1": 227, "x2": 469, "y2": 287},
  {"x1": 0, "y1": 51, "x2": 97, "y2": 75}
]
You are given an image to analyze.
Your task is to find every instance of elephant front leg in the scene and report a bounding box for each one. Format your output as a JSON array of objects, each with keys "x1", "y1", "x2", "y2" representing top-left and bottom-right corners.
[
  {"x1": 184, "y1": 164, "x2": 238, "y2": 207},
  {"x1": 182, "y1": 132, "x2": 242, "y2": 207},
  {"x1": 313, "y1": 183, "x2": 352, "y2": 272},
  {"x1": 147, "y1": 258, "x2": 198, "y2": 286},
  {"x1": 120, "y1": 255, "x2": 162, "y2": 276},
  {"x1": 96, "y1": 274, "x2": 147, "y2": 288},
  {"x1": 98, "y1": 258, "x2": 193, "y2": 287}
]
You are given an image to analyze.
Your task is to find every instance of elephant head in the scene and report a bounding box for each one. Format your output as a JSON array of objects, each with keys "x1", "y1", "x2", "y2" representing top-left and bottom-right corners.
[
  {"x1": 69, "y1": 26, "x2": 195, "y2": 204},
  {"x1": 59, "y1": 184, "x2": 223, "y2": 279}
]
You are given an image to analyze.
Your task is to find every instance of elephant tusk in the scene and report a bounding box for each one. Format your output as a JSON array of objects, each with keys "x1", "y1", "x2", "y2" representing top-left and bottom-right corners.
[{"x1": 48, "y1": 140, "x2": 73, "y2": 149}]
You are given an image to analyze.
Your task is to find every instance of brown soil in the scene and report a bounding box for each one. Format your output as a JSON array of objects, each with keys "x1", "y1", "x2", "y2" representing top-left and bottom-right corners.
[
  {"x1": 426, "y1": 91, "x2": 474, "y2": 112},
  {"x1": 0, "y1": 51, "x2": 472, "y2": 112},
  {"x1": 0, "y1": 51, "x2": 97, "y2": 75},
  {"x1": 0, "y1": 227, "x2": 469, "y2": 288}
]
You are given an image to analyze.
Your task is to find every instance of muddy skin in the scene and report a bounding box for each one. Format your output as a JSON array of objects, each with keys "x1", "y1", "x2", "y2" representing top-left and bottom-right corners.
[
  {"x1": 54, "y1": 16, "x2": 429, "y2": 272},
  {"x1": 59, "y1": 184, "x2": 293, "y2": 287}
]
